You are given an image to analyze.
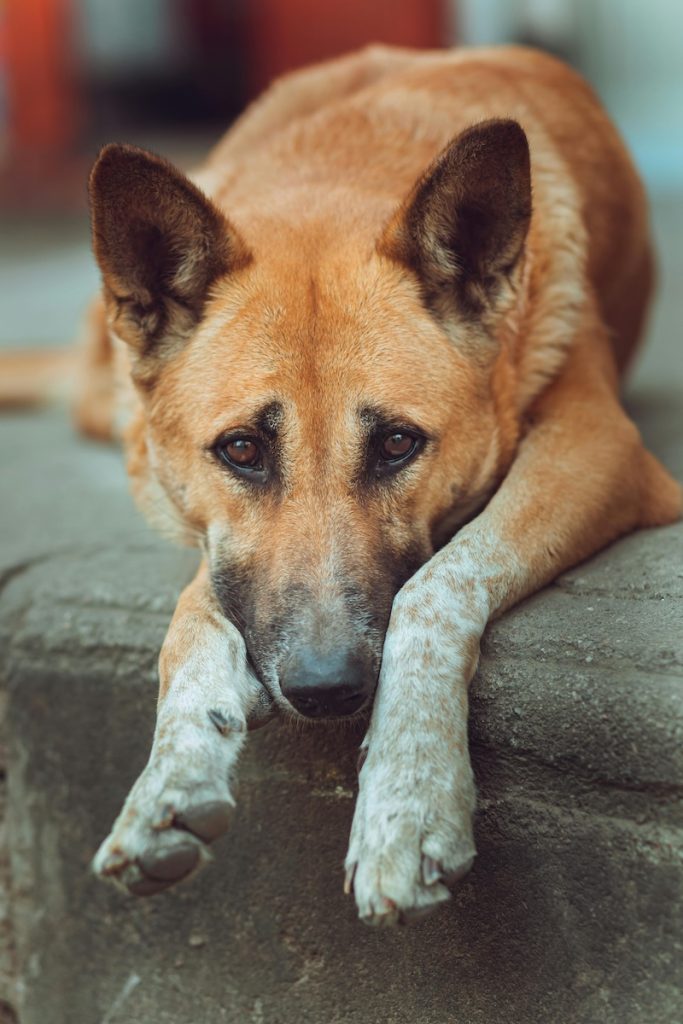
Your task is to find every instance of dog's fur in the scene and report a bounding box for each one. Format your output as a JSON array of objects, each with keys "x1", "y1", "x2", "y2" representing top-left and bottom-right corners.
[{"x1": 36, "y1": 44, "x2": 682, "y2": 923}]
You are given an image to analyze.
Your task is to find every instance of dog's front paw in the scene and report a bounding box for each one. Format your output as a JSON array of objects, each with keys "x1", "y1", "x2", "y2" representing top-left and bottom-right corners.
[
  {"x1": 344, "y1": 751, "x2": 476, "y2": 926},
  {"x1": 93, "y1": 707, "x2": 245, "y2": 896}
]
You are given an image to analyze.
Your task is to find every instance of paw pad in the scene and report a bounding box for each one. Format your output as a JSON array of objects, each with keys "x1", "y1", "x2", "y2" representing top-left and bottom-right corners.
[{"x1": 176, "y1": 800, "x2": 234, "y2": 843}]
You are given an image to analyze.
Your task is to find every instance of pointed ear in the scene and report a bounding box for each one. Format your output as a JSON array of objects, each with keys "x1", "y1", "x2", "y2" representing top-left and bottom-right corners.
[
  {"x1": 89, "y1": 144, "x2": 250, "y2": 366},
  {"x1": 380, "y1": 119, "x2": 531, "y2": 322}
]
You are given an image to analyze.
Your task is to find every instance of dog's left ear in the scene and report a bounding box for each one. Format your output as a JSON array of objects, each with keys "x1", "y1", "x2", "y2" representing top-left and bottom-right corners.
[
  {"x1": 89, "y1": 144, "x2": 250, "y2": 366},
  {"x1": 380, "y1": 119, "x2": 531, "y2": 321}
]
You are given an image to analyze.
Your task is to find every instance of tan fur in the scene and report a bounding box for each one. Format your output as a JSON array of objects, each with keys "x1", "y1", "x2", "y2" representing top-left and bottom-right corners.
[
  {"x1": 81, "y1": 45, "x2": 678, "y2": 535},
  {"x1": 15, "y1": 45, "x2": 682, "y2": 919}
]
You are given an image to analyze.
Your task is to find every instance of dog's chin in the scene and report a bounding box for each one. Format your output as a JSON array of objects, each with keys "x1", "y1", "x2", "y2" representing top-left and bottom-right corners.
[{"x1": 273, "y1": 693, "x2": 374, "y2": 729}]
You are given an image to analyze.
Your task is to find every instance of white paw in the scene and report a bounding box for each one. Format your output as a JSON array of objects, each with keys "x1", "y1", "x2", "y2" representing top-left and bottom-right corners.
[
  {"x1": 344, "y1": 750, "x2": 476, "y2": 926},
  {"x1": 92, "y1": 704, "x2": 245, "y2": 896}
]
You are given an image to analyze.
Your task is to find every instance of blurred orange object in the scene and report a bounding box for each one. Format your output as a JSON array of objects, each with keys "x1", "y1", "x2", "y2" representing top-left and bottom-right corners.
[
  {"x1": 4, "y1": 0, "x2": 80, "y2": 157},
  {"x1": 246, "y1": 0, "x2": 445, "y2": 96}
]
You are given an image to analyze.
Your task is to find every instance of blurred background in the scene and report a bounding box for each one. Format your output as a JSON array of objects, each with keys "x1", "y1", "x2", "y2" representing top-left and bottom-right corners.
[{"x1": 0, "y1": 0, "x2": 681, "y2": 389}]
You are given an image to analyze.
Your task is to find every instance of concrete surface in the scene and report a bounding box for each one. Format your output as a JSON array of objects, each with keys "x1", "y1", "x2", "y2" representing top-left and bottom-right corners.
[{"x1": 0, "y1": 195, "x2": 682, "y2": 1023}]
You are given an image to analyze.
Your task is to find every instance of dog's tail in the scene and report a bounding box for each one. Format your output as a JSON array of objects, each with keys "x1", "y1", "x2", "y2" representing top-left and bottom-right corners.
[
  {"x1": 0, "y1": 296, "x2": 119, "y2": 441},
  {"x1": 0, "y1": 347, "x2": 79, "y2": 408}
]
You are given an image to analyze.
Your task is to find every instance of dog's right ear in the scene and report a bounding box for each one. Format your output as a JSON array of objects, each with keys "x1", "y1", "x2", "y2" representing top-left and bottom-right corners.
[
  {"x1": 89, "y1": 144, "x2": 250, "y2": 368},
  {"x1": 379, "y1": 119, "x2": 531, "y2": 325}
]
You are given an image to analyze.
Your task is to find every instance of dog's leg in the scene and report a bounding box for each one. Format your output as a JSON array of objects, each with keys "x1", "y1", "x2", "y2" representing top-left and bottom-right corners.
[
  {"x1": 346, "y1": 335, "x2": 681, "y2": 925},
  {"x1": 93, "y1": 562, "x2": 273, "y2": 895}
]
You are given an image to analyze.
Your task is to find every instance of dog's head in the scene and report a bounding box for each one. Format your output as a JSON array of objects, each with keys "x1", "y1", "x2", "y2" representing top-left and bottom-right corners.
[{"x1": 89, "y1": 120, "x2": 530, "y2": 720}]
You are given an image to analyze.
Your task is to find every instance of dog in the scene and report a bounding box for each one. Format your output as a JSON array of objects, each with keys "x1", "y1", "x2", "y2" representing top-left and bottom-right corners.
[{"x1": 46, "y1": 43, "x2": 681, "y2": 925}]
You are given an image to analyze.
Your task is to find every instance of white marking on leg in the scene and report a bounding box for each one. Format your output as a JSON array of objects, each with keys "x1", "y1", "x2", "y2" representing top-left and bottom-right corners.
[
  {"x1": 93, "y1": 614, "x2": 266, "y2": 894},
  {"x1": 346, "y1": 528, "x2": 521, "y2": 924}
]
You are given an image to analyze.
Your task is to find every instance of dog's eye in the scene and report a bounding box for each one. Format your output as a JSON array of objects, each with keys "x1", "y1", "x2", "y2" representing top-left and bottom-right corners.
[
  {"x1": 217, "y1": 437, "x2": 263, "y2": 471},
  {"x1": 380, "y1": 433, "x2": 416, "y2": 461},
  {"x1": 373, "y1": 430, "x2": 424, "y2": 478}
]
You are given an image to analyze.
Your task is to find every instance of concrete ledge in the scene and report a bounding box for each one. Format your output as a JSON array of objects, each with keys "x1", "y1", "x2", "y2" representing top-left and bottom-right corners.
[{"x1": 1, "y1": 521, "x2": 682, "y2": 1024}]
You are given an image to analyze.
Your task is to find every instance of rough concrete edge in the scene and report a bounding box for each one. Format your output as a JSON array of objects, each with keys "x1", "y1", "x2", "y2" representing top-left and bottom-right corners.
[
  {"x1": 0, "y1": 692, "x2": 18, "y2": 1023},
  {"x1": 0, "y1": 700, "x2": 18, "y2": 1019},
  {"x1": 2, "y1": 544, "x2": 682, "y2": 812},
  {"x1": 0, "y1": 557, "x2": 48, "y2": 1024}
]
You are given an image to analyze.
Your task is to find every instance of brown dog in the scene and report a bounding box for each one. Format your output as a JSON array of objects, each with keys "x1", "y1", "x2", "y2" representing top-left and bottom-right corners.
[{"x1": 72, "y1": 44, "x2": 681, "y2": 924}]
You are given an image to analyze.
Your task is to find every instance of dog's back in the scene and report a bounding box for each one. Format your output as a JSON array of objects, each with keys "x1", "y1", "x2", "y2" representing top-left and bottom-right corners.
[{"x1": 196, "y1": 44, "x2": 651, "y2": 377}]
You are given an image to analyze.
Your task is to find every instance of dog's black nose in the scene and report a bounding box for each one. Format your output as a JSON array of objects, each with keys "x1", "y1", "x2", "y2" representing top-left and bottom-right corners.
[{"x1": 281, "y1": 648, "x2": 372, "y2": 718}]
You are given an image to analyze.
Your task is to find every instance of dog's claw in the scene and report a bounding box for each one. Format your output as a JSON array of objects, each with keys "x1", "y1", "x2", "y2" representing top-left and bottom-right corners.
[
  {"x1": 151, "y1": 803, "x2": 175, "y2": 831},
  {"x1": 343, "y1": 862, "x2": 357, "y2": 895},
  {"x1": 208, "y1": 707, "x2": 246, "y2": 735},
  {"x1": 420, "y1": 851, "x2": 474, "y2": 889},
  {"x1": 361, "y1": 896, "x2": 399, "y2": 928},
  {"x1": 422, "y1": 854, "x2": 443, "y2": 886},
  {"x1": 98, "y1": 849, "x2": 128, "y2": 876}
]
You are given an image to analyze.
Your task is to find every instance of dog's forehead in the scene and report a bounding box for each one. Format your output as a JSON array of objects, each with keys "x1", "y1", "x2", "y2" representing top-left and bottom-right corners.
[{"x1": 174, "y1": 254, "x2": 469, "y2": 435}]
